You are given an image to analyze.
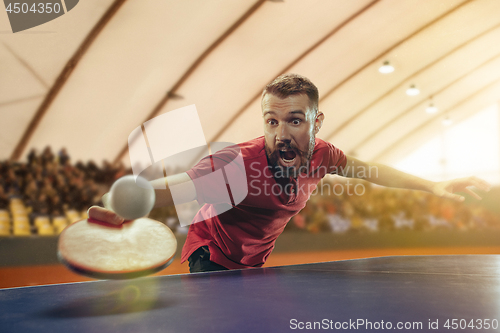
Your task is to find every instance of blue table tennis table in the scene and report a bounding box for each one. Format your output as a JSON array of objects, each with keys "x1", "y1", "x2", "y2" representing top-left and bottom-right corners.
[{"x1": 1, "y1": 255, "x2": 499, "y2": 332}]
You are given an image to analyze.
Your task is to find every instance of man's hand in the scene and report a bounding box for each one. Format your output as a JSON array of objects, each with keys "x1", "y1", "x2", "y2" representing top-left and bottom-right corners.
[
  {"x1": 431, "y1": 176, "x2": 491, "y2": 202},
  {"x1": 87, "y1": 206, "x2": 125, "y2": 225},
  {"x1": 87, "y1": 193, "x2": 125, "y2": 225},
  {"x1": 86, "y1": 172, "x2": 197, "y2": 226}
]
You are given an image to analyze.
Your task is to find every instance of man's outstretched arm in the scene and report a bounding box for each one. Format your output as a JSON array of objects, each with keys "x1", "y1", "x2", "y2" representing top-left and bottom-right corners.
[
  {"x1": 88, "y1": 172, "x2": 196, "y2": 225},
  {"x1": 342, "y1": 155, "x2": 491, "y2": 202}
]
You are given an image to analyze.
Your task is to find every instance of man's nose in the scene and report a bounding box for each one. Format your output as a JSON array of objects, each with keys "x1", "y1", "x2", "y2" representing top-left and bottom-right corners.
[{"x1": 277, "y1": 123, "x2": 291, "y2": 141}]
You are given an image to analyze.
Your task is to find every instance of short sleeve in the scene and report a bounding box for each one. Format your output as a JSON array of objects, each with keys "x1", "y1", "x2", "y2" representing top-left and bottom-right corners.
[
  {"x1": 186, "y1": 145, "x2": 247, "y2": 205},
  {"x1": 326, "y1": 142, "x2": 347, "y2": 175}
]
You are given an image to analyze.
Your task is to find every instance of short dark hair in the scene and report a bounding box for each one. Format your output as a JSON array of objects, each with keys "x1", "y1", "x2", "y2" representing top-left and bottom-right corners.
[{"x1": 262, "y1": 73, "x2": 319, "y2": 113}]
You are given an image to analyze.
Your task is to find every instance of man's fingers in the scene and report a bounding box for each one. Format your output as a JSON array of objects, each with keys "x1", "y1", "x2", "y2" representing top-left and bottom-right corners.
[
  {"x1": 451, "y1": 177, "x2": 491, "y2": 195},
  {"x1": 87, "y1": 206, "x2": 124, "y2": 225},
  {"x1": 465, "y1": 188, "x2": 482, "y2": 200},
  {"x1": 474, "y1": 180, "x2": 491, "y2": 192},
  {"x1": 440, "y1": 191, "x2": 465, "y2": 202},
  {"x1": 467, "y1": 177, "x2": 491, "y2": 192},
  {"x1": 435, "y1": 176, "x2": 490, "y2": 202}
]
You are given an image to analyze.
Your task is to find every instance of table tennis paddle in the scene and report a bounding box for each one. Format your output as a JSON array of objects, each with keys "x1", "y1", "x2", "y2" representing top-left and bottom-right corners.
[{"x1": 58, "y1": 217, "x2": 177, "y2": 280}]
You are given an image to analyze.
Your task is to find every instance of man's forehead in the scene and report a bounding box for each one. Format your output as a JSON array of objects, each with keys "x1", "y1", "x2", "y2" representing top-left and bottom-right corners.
[{"x1": 261, "y1": 93, "x2": 311, "y2": 113}]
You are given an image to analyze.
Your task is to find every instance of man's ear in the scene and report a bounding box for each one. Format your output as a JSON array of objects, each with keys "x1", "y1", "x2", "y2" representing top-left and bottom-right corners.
[{"x1": 314, "y1": 112, "x2": 325, "y2": 134}]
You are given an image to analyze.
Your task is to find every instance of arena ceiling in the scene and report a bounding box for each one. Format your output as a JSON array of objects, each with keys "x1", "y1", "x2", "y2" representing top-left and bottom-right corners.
[{"x1": 1, "y1": 0, "x2": 500, "y2": 169}]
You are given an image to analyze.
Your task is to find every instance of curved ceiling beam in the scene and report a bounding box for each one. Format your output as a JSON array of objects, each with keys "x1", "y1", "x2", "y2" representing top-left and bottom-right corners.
[
  {"x1": 342, "y1": 23, "x2": 500, "y2": 153},
  {"x1": 373, "y1": 76, "x2": 500, "y2": 162},
  {"x1": 114, "y1": 0, "x2": 267, "y2": 164},
  {"x1": 10, "y1": 0, "x2": 127, "y2": 161},
  {"x1": 349, "y1": 50, "x2": 500, "y2": 154},
  {"x1": 204, "y1": 0, "x2": 380, "y2": 146},
  {"x1": 322, "y1": 0, "x2": 473, "y2": 140}
]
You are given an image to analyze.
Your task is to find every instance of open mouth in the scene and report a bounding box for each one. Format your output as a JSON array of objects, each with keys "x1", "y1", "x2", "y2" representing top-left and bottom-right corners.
[{"x1": 279, "y1": 149, "x2": 297, "y2": 164}]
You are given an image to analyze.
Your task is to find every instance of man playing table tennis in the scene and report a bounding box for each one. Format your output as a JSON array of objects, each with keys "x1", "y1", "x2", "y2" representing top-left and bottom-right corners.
[{"x1": 89, "y1": 73, "x2": 490, "y2": 273}]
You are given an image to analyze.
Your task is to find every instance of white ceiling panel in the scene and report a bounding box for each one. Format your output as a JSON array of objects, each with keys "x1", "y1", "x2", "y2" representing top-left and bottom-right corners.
[
  {"x1": 379, "y1": 80, "x2": 500, "y2": 164},
  {"x1": 0, "y1": 97, "x2": 43, "y2": 159},
  {"x1": 0, "y1": 0, "x2": 498, "y2": 174},
  {"x1": 21, "y1": 0, "x2": 257, "y2": 163},
  {"x1": 335, "y1": 24, "x2": 500, "y2": 156}
]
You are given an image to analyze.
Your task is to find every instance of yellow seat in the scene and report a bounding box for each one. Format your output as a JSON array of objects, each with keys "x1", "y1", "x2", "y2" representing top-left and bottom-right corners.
[
  {"x1": 12, "y1": 212, "x2": 27, "y2": 219},
  {"x1": 54, "y1": 224, "x2": 67, "y2": 234},
  {"x1": 13, "y1": 224, "x2": 31, "y2": 236},
  {"x1": 38, "y1": 224, "x2": 54, "y2": 236},
  {"x1": 11, "y1": 209, "x2": 25, "y2": 216},
  {"x1": 12, "y1": 213, "x2": 28, "y2": 221},
  {"x1": 12, "y1": 202, "x2": 27, "y2": 210},
  {"x1": 10, "y1": 203, "x2": 25, "y2": 212},
  {"x1": 52, "y1": 216, "x2": 68, "y2": 227},
  {"x1": 0, "y1": 212, "x2": 10, "y2": 223},
  {"x1": 9, "y1": 198, "x2": 22, "y2": 206},
  {"x1": 34, "y1": 217, "x2": 50, "y2": 228},
  {"x1": 66, "y1": 209, "x2": 77, "y2": 217},
  {"x1": 66, "y1": 210, "x2": 82, "y2": 223},
  {"x1": 13, "y1": 216, "x2": 29, "y2": 226},
  {"x1": 34, "y1": 215, "x2": 50, "y2": 225},
  {"x1": 0, "y1": 224, "x2": 10, "y2": 236}
]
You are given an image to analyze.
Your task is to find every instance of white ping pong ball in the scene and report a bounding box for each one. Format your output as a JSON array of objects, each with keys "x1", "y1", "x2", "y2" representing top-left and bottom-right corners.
[{"x1": 109, "y1": 175, "x2": 156, "y2": 220}]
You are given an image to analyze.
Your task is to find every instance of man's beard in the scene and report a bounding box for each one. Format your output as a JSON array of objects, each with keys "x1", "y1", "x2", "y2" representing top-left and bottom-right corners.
[{"x1": 265, "y1": 136, "x2": 315, "y2": 178}]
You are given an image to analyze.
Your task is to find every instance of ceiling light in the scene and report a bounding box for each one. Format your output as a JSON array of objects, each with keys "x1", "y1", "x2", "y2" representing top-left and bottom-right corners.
[
  {"x1": 426, "y1": 103, "x2": 438, "y2": 114},
  {"x1": 378, "y1": 61, "x2": 394, "y2": 74},
  {"x1": 442, "y1": 116, "x2": 453, "y2": 126},
  {"x1": 406, "y1": 84, "x2": 420, "y2": 96}
]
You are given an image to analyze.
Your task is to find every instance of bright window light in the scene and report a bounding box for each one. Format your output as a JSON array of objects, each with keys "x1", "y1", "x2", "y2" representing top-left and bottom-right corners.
[{"x1": 396, "y1": 104, "x2": 500, "y2": 185}]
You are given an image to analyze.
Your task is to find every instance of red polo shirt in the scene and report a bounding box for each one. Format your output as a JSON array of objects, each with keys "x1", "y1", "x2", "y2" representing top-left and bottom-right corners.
[{"x1": 181, "y1": 136, "x2": 346, "y2": 269}]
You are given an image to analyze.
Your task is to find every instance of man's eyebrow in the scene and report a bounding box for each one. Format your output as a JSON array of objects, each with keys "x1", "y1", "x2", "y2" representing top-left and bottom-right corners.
[{"x1": 263, "y1": 110, "x2": 306, "y2": 116}]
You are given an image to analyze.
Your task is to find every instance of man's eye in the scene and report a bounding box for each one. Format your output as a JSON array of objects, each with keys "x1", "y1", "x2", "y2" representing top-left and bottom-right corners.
[
  {"x1": 292, "y1": 119, "x2": 302, "y2": 125},
  {"x1": 267, "y1": 119, "x2": 277, "y2": 125}
]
